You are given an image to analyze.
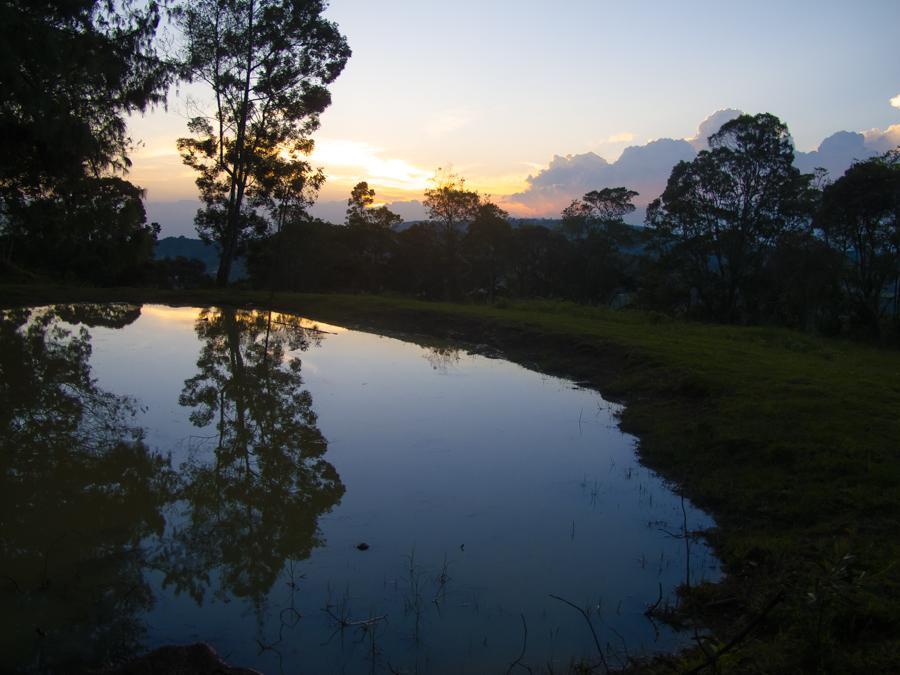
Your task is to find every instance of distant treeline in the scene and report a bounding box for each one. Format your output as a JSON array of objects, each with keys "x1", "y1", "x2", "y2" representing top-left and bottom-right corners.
[{"x1": 241, "y1": 114, "x2": 899, "y2": 340}]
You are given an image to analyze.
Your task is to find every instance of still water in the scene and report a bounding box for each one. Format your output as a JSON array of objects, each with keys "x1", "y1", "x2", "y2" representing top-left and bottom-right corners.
[{"x1": 1, "y1": 303, "x2": 720, "y2": 674}]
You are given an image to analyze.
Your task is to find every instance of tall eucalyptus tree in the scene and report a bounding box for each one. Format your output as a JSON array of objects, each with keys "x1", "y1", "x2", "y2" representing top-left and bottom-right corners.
[{"x1": 177, "y1": 0, "x2": 350, "y2": 285}]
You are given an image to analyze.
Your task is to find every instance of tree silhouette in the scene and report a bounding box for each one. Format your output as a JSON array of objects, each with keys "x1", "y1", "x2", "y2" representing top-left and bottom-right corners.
[
  {"x1": 462, "y1": 202, "x2": 513, "y2": 302},
  {"x1": 424, "y1": 170, "x2": 482, "y2": 298},
  {"x1": 817, "y1": 150, "x2": 900, "y2": 331},
  {"x1": 561, "y1": 187, "x2": 638, "y2": 241},
  {"x1": 0, "y1": 0, "x2": 172, "y2": 280},
  {"x1": 346, "y1": 181, "x2": 403, "y2": 230},
  {"x1": 647, "y1": 113, "x2": 815, "y2": 320},
  {"x1": 177, "y1": 0, "x2": 351, "y2": 286},
  {"x1": 343, "y1": 182, "x2": 401, "y2": 291},
  {"x1": 158, "y1": 308, "x2": 344, "y2": 605}
]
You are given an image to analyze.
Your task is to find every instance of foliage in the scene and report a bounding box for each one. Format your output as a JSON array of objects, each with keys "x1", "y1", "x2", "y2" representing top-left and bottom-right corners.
[
  {"x1": 345, "y1": 180, "x2": 402, "y2": 230},
  {"x1": 246, "y1": 217, "x2": 344, "y2": 291},
  {"x1": 559, "y1": 187, "x2": 643, "y2": 303},
  {"x1": 462, "y1": 203, "x2": 514, "y2": 302},
  {"x1": 0, "y1": 0, "x2": 173, "y2": 282},
  {"x1": 177, "y1": 0, "x2": 350, "y2": 286},
  {"x1": 561, "y1": 186, "x2": 638, "y2": 240},
  {"x1": 5, "y1": 176, "x2": 160, "y2": 284},
  {"x1": 646, "y1": 113, "x2": 816, "y2": 320},
  {"x1": 816, "y1": 151, "x2": 900, "y2": 331},
  {"x1": 342, "y1": 182, "x2": 401, "y2": 290},
  {"x1": 0, "y1": 0, "x2": 171, "y2": 186},
  {"x1": 422, "y1": 170, "x2": 482, "y2": 298},
  {"x1": 423, "y1": 170, "x2": 481, "y2": 234}
]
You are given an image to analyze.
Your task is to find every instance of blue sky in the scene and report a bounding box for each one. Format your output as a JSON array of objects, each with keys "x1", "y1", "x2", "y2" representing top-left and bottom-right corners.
[{"x1": 128, "y1": 0, "x2": 900, "y2": 220}]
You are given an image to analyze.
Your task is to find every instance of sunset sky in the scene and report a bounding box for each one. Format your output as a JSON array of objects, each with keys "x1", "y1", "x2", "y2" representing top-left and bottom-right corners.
[{"x1": 127, "y1": 0, "x2": 900, "y2": 230}]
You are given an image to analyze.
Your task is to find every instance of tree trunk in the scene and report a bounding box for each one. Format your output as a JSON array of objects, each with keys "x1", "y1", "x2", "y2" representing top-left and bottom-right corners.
[{"x1": 216, "y1": 233, "x2": 236, "y2": 286}]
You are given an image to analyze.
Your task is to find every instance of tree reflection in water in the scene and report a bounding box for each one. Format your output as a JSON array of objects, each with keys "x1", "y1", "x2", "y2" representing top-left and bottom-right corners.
[
  {"x1": 1, "y1": 304, "x2": 344, "y2": 671},
  {"x1": 423, "y1": 344, "x2": 462, "y2": 372},
  {"x1": 159, "y1": 308, "x2": 344, "y2": 608},
  {"x1": 0, "y1": 305, "x2": 173, "y2": 672}
]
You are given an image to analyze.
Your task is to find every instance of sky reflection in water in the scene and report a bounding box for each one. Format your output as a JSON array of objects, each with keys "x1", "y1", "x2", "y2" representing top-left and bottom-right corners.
[{"x1": 2, "y1": 304, "x2": 720, "y2": 674}]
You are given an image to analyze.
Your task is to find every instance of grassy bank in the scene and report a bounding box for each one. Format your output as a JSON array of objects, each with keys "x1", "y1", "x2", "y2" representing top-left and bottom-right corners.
[{"x1": 3, "y1": 284, "x2": 899, "y2": 673}]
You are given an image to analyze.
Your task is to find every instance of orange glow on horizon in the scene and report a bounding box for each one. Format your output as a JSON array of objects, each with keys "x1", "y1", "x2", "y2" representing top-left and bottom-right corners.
[
  {"x1": 142, "y1": 305, "x2": 348, "y2": 334},
  {"x1": 142, "y1": 305, "x2": 201, "y2": 324},
  {"x1": 320, "y1": 170, "x2": 535, "y2": 213}
]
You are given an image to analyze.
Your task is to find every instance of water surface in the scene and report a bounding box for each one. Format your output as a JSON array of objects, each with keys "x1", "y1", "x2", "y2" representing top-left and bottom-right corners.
[{"x1": 1, "y1": 303, "x2": 719, "y2": 673}]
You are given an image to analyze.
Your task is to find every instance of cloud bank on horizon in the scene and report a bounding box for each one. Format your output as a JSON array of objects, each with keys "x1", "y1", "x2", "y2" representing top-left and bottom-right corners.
[{"x1": 501, "y1": 110, "x2": 900, "y2": 219}]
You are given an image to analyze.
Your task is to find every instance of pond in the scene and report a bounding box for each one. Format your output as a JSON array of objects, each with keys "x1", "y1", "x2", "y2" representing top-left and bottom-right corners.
[{"x1": 1, "y1": 303, "x2": 720, "y2": 674}]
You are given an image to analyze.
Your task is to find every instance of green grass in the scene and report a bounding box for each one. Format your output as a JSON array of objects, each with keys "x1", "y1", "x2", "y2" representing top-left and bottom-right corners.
[{"x1": 3, "y1": 284, "x2": 900, "y2": 672}]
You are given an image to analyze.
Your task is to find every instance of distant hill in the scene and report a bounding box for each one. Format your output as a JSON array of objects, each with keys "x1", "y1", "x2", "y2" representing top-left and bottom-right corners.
[
  {"x1": 154, "y1": 236, "x2": 247, "y2": 281},
  {"x1": 510, "y1": 217, "x2": 563, "y2": 228}
]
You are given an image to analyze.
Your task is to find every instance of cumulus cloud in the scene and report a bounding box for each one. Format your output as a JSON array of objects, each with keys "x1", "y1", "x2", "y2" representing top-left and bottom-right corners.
[
  {"x1": 794, "y1": 131, "x2": 874, "y2": 177},
  {"x1": 506, "y1": 110, "x2": 743, "y2": 218},
  {"x1": 891, "y1": 94, "x2": 900, "y2": 109},
  {"x1": 506, "y1": 138, "x2": 695, "y2": 218},
  {"x1": 795, "y1": 125, "x2": 900, "y2": 178},
  {"x1": 686, "y1": 108, "x2": 743, "y2": 151},
  {"x1": 862, "y1": 124, "x2": 900, "y2": 154}
]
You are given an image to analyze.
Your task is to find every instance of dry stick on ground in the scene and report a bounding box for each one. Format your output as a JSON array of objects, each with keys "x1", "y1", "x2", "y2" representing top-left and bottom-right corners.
[
  {"x1": 505, "y1": 613, "x2": 532, "y2": 674},
  {"x1": 549, "y1": 594, "x2": 610, "y2": 674},
  {"x1": 684, "y1": 590, "x2": 786, "y2": 675}
]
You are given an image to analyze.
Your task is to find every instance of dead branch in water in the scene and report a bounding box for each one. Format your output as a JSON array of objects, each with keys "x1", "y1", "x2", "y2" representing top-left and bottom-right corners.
[
  {"x1": 549, "y1": 594, "x2": 610, "y2": 674},
  {"x1": 505, "y1": 613, "x2": 531, "y2": 674}
]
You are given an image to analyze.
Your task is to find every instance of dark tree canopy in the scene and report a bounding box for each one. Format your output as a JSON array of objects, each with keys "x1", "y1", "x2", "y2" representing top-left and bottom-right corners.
[
  {"x1": 816, "y1": 151, "x2": 900, "y2": 328},
  {"x1": 339, "y1": 182, "x2": 402, "y2": 290},
  {"x1": 462, "y1": 202, "x2": 513, "y2": 302},
  {"x1": 346, "y1": 181, "x2": 402, "y2": 230},
  {"x1": 0, "y1": 0, "x2": 171, "y2": 187},
  {"x1": 423, "y1": 171, "x2": 481, "y2": 235},
  {"x1": 423, "y1": 170, "x2": 482, "y2": 298},
  {"x1": 177, "y1": 0, "x2": 351, "y2": 285},
  {"x1": 561, "y1": 187, "x2": 638, "y2": 240},
  {"x1": 647, "y1": 113, "x2": 815, "y2": 319},
  {"x1": 0, "y1": 0, "x2": 173, "y2": 281}
]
